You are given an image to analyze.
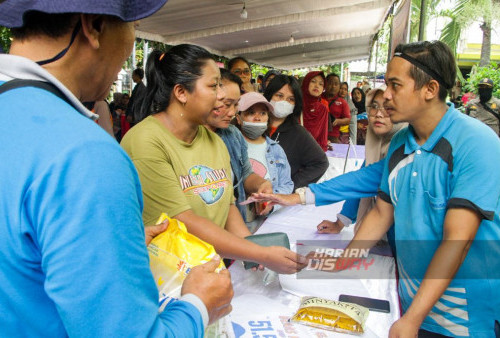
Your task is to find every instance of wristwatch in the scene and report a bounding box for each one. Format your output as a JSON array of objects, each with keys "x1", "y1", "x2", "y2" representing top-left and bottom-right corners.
[{"x1": 295, "y1": 187, "x2": 307, "y2": 205}]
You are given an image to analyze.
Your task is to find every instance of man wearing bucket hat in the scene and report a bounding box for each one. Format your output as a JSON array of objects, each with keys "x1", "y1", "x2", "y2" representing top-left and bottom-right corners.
[
  {"x1": 0, "y1": 1, "x2": 232, "y2": 337},
  {"x1": 466, "y1": 77, "x2": 500, "y2": 136}
]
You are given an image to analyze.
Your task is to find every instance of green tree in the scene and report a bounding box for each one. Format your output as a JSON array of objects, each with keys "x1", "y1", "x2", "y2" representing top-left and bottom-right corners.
[
  {"x1": 318, "y1": 64, "x2": 343, "y2": 76},
  {"x1": 464, "y1": 62, "x2": 500, "y2": 98},
  {"x1": 440, "y1": 0, "x2": 500, "y2": 67},
  {"x1": 251, "y1": 64, "x2": 271, "y2": 78},
  {"x1": 409, "y1": 0, "x2": 441, "y2": 42}
]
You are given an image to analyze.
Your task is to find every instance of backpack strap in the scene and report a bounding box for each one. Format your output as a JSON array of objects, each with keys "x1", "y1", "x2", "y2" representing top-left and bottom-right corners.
[
  {"x1": 0, "y1": 79, "x2": 74, "y2": 108},
  {"x1": 328, "y1": 97, "x2": 338, "y2": 109}
]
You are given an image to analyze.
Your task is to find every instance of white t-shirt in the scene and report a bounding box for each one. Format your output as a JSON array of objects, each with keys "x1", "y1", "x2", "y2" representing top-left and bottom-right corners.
[{"x1": 246, "y1": 141, "x2": 270, "y2": 180}]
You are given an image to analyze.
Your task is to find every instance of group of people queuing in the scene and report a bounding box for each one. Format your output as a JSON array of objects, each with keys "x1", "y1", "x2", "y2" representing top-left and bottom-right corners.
[
  {"x1": 226, "y1": 56, "x2": 374, "y2": 148},
  {"x1": 1, "y1": 1, "x2": 500, "y2": 337}
]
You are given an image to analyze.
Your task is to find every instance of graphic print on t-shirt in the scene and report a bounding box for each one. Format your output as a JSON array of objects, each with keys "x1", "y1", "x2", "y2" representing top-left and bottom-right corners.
[
  {"x1": 179, "y1": 165, "x2": 230, "y2": 205},
  {"x1": 250, "y1": 158, "x2": 268, "y2": 178}
]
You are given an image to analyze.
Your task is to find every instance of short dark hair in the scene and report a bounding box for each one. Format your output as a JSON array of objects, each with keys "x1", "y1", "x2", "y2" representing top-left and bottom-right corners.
[
  {"x1": 264, "y1": 75, "x2": 303, "y2": 123},
  {"x1": 394, "y1": 41, "x2": 456, "y2": 101},
  {"x1": 11, "y1": 11, "x2": 79, "y2": 40},
  {"x1": 142, "y1": 44, "x2": 214, "y2": 118},
  {"x1": 227, "y1": 56, "x2": 251, "y2": 71},
  {"x1": 220, "y1": 68, "x2": 243, "y2": 89},
  {"x1": 326, "y1": 73, "x2": 340, "y2": 81},
  {"x1": 132, "y1": 68, "x2": 144, "y2": 79}
]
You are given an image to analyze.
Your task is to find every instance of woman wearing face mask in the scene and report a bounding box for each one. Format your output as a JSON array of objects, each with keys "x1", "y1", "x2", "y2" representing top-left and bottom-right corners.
[
  {"x1": 301, "y1": 71, "x2": 330, "y2": 151},
  {"x1": 121, "y1": 45, "x2": 306, "y2": 274},
  {"x1": 264, "y1": 75, "x2": 329, "y2": 190},
  {"x1": 235, "y1": 92, "x2": 293, "y2": 197},
  {"x1": 340, "y1": 82, "x2": 358, "y2": 145}
]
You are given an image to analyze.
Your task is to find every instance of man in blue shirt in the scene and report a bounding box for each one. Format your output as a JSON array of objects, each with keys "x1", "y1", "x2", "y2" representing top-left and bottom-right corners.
[
  {"x1": 0, "y1": 1, "x2": 233, "y2": 337},
  {"x1": 342, "y1": 41, "x2": 500, "y2": 336}
]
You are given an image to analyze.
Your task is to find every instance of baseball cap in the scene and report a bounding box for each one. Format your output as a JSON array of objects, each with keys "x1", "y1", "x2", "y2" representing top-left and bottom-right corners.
[
  {"x1": 238, "y1": 92, "x2": 274, "y2": 113},
  {"x1": 479, "y1": 78, "x2": 494, "y2": 87},
  {"x1": 0, "y1": 0, "x2": 167, "y2": 28}
]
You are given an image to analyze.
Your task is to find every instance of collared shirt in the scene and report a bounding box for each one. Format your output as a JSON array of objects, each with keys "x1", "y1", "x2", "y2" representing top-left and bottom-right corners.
[{"x1": 379, "y1": 104, "x2": 500, "y2": 336}]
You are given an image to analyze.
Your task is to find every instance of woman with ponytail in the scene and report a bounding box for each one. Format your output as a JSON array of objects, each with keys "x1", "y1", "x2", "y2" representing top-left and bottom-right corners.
[{"x1": 121, "y1": 44, "x2": 306, "y2": 274}]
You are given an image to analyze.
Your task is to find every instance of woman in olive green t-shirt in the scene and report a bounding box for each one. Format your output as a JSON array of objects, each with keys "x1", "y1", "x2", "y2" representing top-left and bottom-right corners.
[{"x1": 121, "y1": 44, "x2": 306, "y2": 275}]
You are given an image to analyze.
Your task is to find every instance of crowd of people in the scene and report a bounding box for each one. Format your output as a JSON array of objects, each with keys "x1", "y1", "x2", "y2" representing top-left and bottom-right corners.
[
  {"x1": 1, "y1": 1, "x2": 499, "y2": 337},
  {"x1": 103, "y1": 52, "x2": 396, "y2": 150}
]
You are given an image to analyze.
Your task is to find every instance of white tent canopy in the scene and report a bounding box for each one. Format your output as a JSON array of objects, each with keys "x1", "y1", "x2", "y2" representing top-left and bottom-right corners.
[{"x1": 136, "y1": 0, "x2": 395, "y2": 70}]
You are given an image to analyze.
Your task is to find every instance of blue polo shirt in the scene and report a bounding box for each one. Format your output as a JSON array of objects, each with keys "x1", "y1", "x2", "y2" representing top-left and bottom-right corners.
[
  {"x1": 0, "y1": 78, "x2": 204, "y2": 337},
  {"x1": 379, "y1": 104, "x2": 500, "y2": 337}
]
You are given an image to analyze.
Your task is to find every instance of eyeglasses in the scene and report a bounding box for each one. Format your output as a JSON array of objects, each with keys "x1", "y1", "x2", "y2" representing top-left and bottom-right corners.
[
  {"x1": 232, "y1": 68, "x2": 251, "y2": 76},
  {"x1": 368, "y1": 104, "x2": 389, "y2": 116}
]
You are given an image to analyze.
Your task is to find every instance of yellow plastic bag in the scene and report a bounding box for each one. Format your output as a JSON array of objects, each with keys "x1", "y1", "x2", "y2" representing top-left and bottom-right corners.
[
  {"x1": 339, "y1": 125, "x2": 349, "y2": 133},
  {"x1": 290, "y1": 296, "x2": 369, "y2": 335},
  {"x1": 147, "y1": 213, "x2": 224, "y2": 310}
]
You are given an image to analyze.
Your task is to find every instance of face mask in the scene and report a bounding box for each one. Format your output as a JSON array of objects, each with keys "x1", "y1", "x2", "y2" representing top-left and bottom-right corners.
[
  {"x1": 478, "y1": 87, "x2": 493, "y2": 103},
  {"x1": 241, "y1": 121, "x2": 268, "y2": 139},
  {"x1": 271, "y1": 100, "x2": 295, "y2": 118}
]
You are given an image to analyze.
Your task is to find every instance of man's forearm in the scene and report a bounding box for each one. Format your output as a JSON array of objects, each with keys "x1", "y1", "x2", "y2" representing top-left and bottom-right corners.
[{"x1": 348, "y1": 198, "x2": 394, "y2": 247}]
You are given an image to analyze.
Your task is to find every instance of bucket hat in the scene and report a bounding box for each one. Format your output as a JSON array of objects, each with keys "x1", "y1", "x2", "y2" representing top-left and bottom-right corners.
[{"x1": 0, "y1": 0, "x2": 167, "y2": 28}]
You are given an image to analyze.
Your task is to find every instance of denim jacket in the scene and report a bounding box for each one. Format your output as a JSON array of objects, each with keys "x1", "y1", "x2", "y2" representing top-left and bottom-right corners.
[
  {"x1": 216, "y1": 125, "x2": 253, "y2": 220},
  {"x1": 264, "y1": 136, "x2": 294, "y2": 195}
]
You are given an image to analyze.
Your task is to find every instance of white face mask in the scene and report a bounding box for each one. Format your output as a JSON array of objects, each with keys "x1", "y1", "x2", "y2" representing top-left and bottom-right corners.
[
  {"x1": 241, "y1": 121, "x2": 268, "y2": 139},
  {"x1": 271, "y1": 100, "x2": 294, "y2": 118}
]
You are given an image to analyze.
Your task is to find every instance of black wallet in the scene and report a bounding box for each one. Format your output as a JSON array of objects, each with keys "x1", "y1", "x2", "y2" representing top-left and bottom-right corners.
[{"x1": 243, "y1": 232, "x2": 290, "y2": 269}]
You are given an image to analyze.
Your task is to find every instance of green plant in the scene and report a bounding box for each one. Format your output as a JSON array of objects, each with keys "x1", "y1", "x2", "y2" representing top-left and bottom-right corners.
[
  {"x1": 251, "y1": 64, "x2": 271, "y2": 78},
  {"x1": 464, "y1": 62, "x2": 500, "y2": 98},
  {"x1": 0, "y1": 26, "x2": 12, "y2": 53}
]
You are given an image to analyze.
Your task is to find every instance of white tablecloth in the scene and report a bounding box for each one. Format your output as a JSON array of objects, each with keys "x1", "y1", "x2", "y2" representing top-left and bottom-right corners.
[
  {"x1": 320, "y1": 144, "x2": 365, "y2": 183},
  {"x1": 208, "y1": 203, "x2": 400, "y2": 338},
  {"x1": 206, "y1": 143, "x2": 400, "y2": 337}
]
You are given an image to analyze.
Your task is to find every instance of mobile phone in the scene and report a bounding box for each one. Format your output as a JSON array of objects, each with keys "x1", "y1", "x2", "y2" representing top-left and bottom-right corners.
[{"x1": 339, "y1": 294, "x2": 391, "y2": 313}]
